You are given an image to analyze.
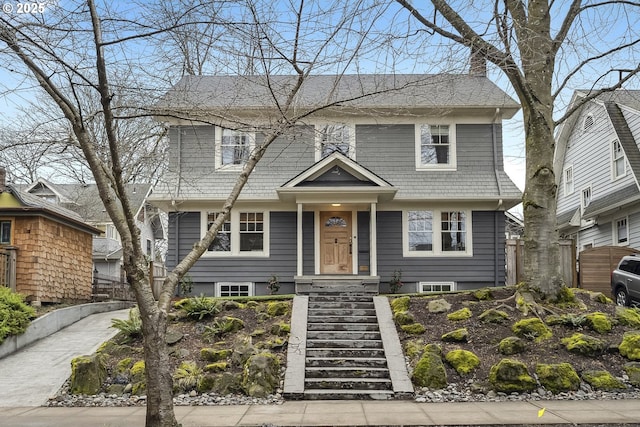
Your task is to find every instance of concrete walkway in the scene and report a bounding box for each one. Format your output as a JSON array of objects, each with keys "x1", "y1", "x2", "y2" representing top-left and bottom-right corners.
[
  {"x1": 0, "y1": 309, "x2": 129, "y2": 407},
  {"x1": 1, "y1": 399, "x2": 639, "y2": 426}
]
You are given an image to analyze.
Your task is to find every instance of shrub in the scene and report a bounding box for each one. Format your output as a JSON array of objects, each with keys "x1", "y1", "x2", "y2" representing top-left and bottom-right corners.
[
  {"x1": 111, "y1": 307, "x2": 142, "y2": 339},
  {"x1": 174, "y1": 295, "x2": 221, "y2": 320},
  {"x1": 0, "y1": 287, "x2": 36, "y2": 344},
  {"x1": 173, "y1": 361, "x2": 203, "y2": 392}
]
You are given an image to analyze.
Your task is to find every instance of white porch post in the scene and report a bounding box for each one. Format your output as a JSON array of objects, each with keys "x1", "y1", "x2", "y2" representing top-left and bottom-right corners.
[
  {"x1": 297, "y1": 203, "x2": 303, "y2": 276},
  {"x1": 370, "y1": 202, "x2": 377, "y2": 276}
]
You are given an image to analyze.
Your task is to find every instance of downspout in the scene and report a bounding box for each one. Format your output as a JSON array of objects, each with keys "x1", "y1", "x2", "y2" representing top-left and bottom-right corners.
[
  {"x1": 492, "y1": 108, "x2": 502, "y2": 287},
  {"x1": 172, "y1": 126, "x2": 182, "y2": 271}
]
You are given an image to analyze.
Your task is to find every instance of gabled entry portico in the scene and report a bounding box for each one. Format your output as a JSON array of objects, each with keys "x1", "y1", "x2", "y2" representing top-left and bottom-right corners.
[{"x1": 277, "y1": 153, "x2": 396, "y2": 293}]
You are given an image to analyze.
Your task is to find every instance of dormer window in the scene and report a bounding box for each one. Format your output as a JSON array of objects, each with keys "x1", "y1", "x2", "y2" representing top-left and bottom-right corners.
[
  {"x1": 315, "y1": 124, "x2": 355, "y2": 161},
  {"x1": 612, "y1": 139, "x2": 626, "y2": 179},
  {"x1": 215, "y1": 128, "x2": 255, "y2": 170},
  {"x1": 416, "y1": 124, "x2": 456, "y2": 170}
]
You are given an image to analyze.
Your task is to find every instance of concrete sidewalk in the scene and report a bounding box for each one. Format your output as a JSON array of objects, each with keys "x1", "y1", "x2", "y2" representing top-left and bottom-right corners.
[
  {"x1": 1, "y1": 399, "x2": 639, "y2": 426},
  {"x1": 0, "y1": 308, "x2": 130, "y2": 407}
]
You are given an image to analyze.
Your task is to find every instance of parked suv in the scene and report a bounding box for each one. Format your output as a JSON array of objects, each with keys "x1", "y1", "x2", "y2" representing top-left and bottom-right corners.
[{"x1": 611, "y1": 254, "x2": 640, "y2": 306}]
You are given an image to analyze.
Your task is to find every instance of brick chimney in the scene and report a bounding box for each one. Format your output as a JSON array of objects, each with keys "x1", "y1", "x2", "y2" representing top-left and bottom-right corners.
[
  {"x1": 469, "y1": 48, "x2": 486, "y2": 77},
  {"x1": 0, "y1": 166, "x2": 5, "y2": 193}
]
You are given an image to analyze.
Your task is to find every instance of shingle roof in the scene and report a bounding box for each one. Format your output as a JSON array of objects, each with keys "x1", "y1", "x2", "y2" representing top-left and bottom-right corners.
[
  {"x1": 582, "y1": 184, "x2": 640, "y2": 218},
  {"x1": 155, "y1": 74, "x2": 520, "y2": 117}
]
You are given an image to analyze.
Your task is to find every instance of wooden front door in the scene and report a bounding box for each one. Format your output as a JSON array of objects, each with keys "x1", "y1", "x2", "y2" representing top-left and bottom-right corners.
[{"x1": 320, "y1": 211, "x2": 352, "y2": 274}]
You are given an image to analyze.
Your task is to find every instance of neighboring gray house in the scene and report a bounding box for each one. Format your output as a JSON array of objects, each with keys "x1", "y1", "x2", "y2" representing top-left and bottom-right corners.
[
  {"x1": 555, "y1": 90, "x2": 640, "y2": 251},
  {"x1": 23, "y1": 180, "x2": 164, "y2": 282},
  {"x1": 150, "y1": 72, "x2": 522, "y2": 296}
]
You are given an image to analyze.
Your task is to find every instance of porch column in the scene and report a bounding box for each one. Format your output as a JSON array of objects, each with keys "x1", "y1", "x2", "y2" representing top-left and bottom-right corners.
[
  {"x1": 370, "y1": 202, "x2": 377, "y2": 276},
  {"x1": 297, "y1": 203, "x2": 303, "y2": 276}
]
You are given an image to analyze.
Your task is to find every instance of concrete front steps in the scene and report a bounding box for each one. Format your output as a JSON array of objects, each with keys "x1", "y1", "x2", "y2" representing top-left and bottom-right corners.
[{"x1": 283, "y1": 293, "x2": 414, "y2": 400}]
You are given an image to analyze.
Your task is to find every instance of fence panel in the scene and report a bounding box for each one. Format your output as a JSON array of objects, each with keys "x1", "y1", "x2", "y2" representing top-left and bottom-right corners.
[
  {"x1": 578, "y1": 246, "x2": 637, "y2": 295},
  {"x1": 0, "y1": 248, "x2": 16, "y2": 291},
  {"x1": 505, "y1": 239, "x2": 576, "y2": 287}
]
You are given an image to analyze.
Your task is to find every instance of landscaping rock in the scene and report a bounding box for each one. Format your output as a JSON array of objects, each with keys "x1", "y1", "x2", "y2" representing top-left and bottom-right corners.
[
  {"x1": 441, "y1": 328, "x2": 468, "y2": 342},
  {"x1": 70, "y1": 354, "x2": 107, "y2": 395},
  {"x1": 619, "y1": 331, "x2": 640, "y2": 360},
  {"x1": 401, "y1": 323, "x2": 426, "y2": 334},
  {"x1": 478, "y1": 308, "x2": 509, "y2": 324},
  {"x1": 394, "y1": 311, "x2": 415, "y2": 325},
  {"x1": 473, "y1": 288, "x2": 492, "y2": 300},
  {"x1": 581, "y1": 370, "x2": 626, "y2": 391},
  {"x1": 447, "y1": 308, "x2": 472, "y2": 321},
  {"x1": 623, "y1": 362, "x2": 640, "y2": 386},
  {"x1": 488, "y1": 359, "x2": 536, "y2": 393},
  {"x1": 391, "y1": 296, "x2": 410, "y2": 313},
  {"x1": 535, "y1": 363, "x2": 580, "y2": 393},
  {"x1": 512, "y1": 318, "x2": 552, "y2": 341},
  {"x1": 445, "y1": 350, "x2": 480, "y2": 375},
  {"x1": 242, "y1": 353, "x2": 280, "y2": 397},
  {"x1": 585, "y1": 312, "x2": 613, "y2": 334},
  {"x1": 266, "y1": 302, "x2": 290, "y2": 317},
  {"x1": 498, "y1": 336, "x2": 526, "y2": 355},
  {"x1": 428, "y1": 298, "x2": 451, "y2": 313},
  {"x1": 412, "y1": 349, "x2": 447, "y2": 388},
  {"x1": 562, "y1": 333, "x2": 607, "y2": 357},
  {"x1": 165, "y1": 329, "x2": 184, "y2": 345},
  {"x1": 616, "y1": 307, "x2": 640, "y2": 327}
]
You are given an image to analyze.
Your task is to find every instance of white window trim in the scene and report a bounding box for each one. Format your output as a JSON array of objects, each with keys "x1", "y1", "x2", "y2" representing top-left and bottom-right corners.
[
  {"x1": 563, "y1": 165, "x2": 574, "y2": 195},
  {"x1": 611, "y1": 138, "x2": 626, "y2": 180},
  {"x1": 415, "y1": 123, "x2": 457, "y2": 171},
  {"x1": 215, "y1": 282, "x2": 254, "y2": 297},
  {"x1": 314, "y1": 123, "x2": 356, "y2": 162},
  {"x1": 418, "y1": 281, "x2": 456, "y2": 293},
  {"x1": 402, "y1": 209, "x2": 473, "y2": 257},
  {"x1": 201, "y1": 210, "x2": 270, "y2": 257},
  {"x1": 214, "y1": 126, "x2": 256, "y2": 171},
  {"x1": 581, "y1": 240, "x2": 594, "y2": 251},
  {"x1": 580, "y1": 185, "x2": 592, "y2": 211},
  {"x1": 614, "y1": 216, "x2": 629, "y2": 246},
  {"x1": 582, "y1": 114, "x2": 594, "y2": 133}
]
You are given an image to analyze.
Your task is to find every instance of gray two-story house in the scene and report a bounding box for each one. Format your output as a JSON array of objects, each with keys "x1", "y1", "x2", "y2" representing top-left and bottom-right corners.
[
  {"x1": 151, "y1": 73, "x2": 522, "y2": 296},
  {"x1": 555, "y1": 90, "x2": 640, "y2": 251}
]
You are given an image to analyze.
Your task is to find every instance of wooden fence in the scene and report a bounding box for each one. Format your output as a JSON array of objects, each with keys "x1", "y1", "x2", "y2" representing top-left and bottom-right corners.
[
  {"x1": 505, "y1": 239, "x2": 577, "y2": 287},
  {"x1": 92, "y1": 261, "x2": 166, "y2": 301},
  {"x1": 578, "y1": 246, "x2": 637, "y2": 295},
  {"x1": 0, "y1": 247, "x2": 17, "y2": 291}
]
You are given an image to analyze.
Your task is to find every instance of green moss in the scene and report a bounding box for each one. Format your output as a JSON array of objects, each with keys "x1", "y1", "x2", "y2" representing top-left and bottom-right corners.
[
  {"x1": 473, "y1": 288, "x2": 492, "y2": 301},
  {"x1": 270, "y1": 322, "x2": 290, "y2": 336},
  {"x1": 553, "y1": 286, "x2": 577, "y2": 305},
  {"x1": 266, "y1": 301, "x2": 290, "y2": 317},
  {"x1": 70, "y1": 354, "x2": 107, "y2": 395},
  {"x1": 444, "y1": 350, "x2": 480, "y2": 375},
  {"x1": 441, "y1": 328, "x2": 468, "y2": 342},
  {"x1": 624, "y1": 362, "x2": 640, "y2": 386},
  {"x1": 478, "y1": 309, "x2": 509, "y2": 324},
  {"x1": 585, "y1": 312, "x2": 613, "y2": 334},
  {"x1": 250, "y1": 329, "x2": 266, "y2": 337},
  {"x1": 512, "y1": 318, "x2": 552, "y2": 342},
  {"x1": 200, "y1": 348, "x2": 232, "y2": 362},
  {"x1": 412, "y1": 351, "x2": 447, "y2": 388},
  {"x1": 256, "y1": 337, "x2": 286, "y2": 349},
  {"x1": 535, "y1": 363, "x2": 580, "y2": 393},
  {"x1": 581, "y1": 370, "x2": 626, "y2": 391},
  {"x1": 498, "y1": 336, "x2": 526, "y2": 355},
  {"x1": 394, "y1": 311, "x2": 415, "y2": 325},
  {"x1": 401, "y1": 323, "x2": 426, "y2": 335},
  {"x1": 204, "y1": 362, "x2": 228, "y2": 372},
  {"x1": 545, "y1": 313, "x2": 586, "y2": 327},
  {"x1": 616, "y1": 307, "x2": 640, "y2": 328},
  {"x1": 116, "y1": 357, "x2": 133, "y2": 374},
  {"x1": 488, "y1": 359, "x2": 536, "y2": 393},
  {"x1": 404, "y1": 339, "x2": 425, "y2": 359},
  {"x1": 197, "y1": 374, "x2": 216, "y2": 393},
  {"x1": 130, "y1": 360, "x2": 146, "y2": 382},
  {"x1": 391, "y1": 296, "x2": 410, "y2": 313},
  {"x1": 619, "y1": 331, "x2": 640, "y2": 361},
  {"x1": 562, "y1": 333, "x2": 607, "y2": 357},
  {"x1": 242, "y1": 352, "x2": 280, "y2": 397},
  {"x1": 424, "y1": 343, "x2": 442, "y2": 356},
  {"x1": 447, "y1": 308, "x2": 472, "y2": 321}
]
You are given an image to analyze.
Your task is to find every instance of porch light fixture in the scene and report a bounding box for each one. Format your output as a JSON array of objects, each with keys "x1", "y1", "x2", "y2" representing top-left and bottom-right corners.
[{"x1": 331, "y1": 203, "x2": 341, "y2": 207}]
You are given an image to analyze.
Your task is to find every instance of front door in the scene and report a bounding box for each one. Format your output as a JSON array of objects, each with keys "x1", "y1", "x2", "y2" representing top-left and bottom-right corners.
[{"x1": 320, "y1": 211, "x2": 352, "y2": 274}]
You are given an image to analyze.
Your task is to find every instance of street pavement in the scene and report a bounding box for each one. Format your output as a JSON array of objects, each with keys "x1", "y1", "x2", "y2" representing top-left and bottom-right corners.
[{"x1": 1, "y1": 307, "x2": 639, "y2": 426}]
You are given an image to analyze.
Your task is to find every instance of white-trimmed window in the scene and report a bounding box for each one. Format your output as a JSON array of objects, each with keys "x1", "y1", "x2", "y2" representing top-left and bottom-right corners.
[
  {"x1": 404, "y1": 209, "x2": 472, "y2": 256},
  {"x1": 203, "y1": 210, "x2": 268, "y2": 256},
  {"x1": 416, "y1": 124, "x2": 455, "y2": 169},
  {"x1": 315, "y1": 124, "x2": 355, "y2": 161},
  {"x1": 581, "y1": 186, "x2": 592, "y2": 211},
  {"x1": 612, "y1": 139, "x2": 626, "y2": 179},
  {"x1": 564, "y1": 166, "x2": 574, "y2": 195},
  {"x1": 215, "y1": 282, "x2": 254, "y2": 297},
  {"x1": 419, "y1": 282, "x2": 455, "y2": 293},
  {"x1": 0, "y1": 220, "x2": 12, "y2": 245},
  {"x1": 615, "y1": 217, "x2": 629, "y2": 245},
  {"x1": 215, "y1": 128, "x2": 255, "y2": 170}
]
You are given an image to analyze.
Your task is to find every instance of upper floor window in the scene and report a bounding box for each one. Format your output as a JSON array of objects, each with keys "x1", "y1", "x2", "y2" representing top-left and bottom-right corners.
[
  {"x1": 416, "y1": 124, "x2": 455, "y2": 169},
  {"x1": 203, "y1": 210, "x2": 268, "y2": 256},
  {"x1": 615, "y1": 217, "x2": 629, "y2": 245},
  {"x1": 581, "y1": 186, "x2": 592, "y2": 211},
  {"x1": 215, "y1": 128, "x2": 255, "y2": 170},
  {"x1": 315, "y1": 124, "x2": 354, "y2": 161},
  {"x1": 612, "y1": 139, "x2": 626, "y2": 179},
  {"x1": 564, "y1": 166, "x2": 574, "y2": 195},
  {"x1": 0, "y1": 220, "x2": 12, "y2": 245},
  {"x1": 404, "y1": 209, "x2": 471, "y2": 256}
]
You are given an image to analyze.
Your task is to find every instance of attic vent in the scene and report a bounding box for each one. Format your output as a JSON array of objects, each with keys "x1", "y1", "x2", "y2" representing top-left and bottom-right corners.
[{"x1": 583, "y1": 114, "x2": 594, "y2": 132}]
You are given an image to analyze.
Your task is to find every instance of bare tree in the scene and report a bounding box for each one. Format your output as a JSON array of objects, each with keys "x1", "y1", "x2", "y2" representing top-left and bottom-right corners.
[
  {"x1": 0, "y1": 1, "x2": 400, "y2": 425},
  {"x1": 395, "y1": 0, "x2": 640, "y2": 298}
]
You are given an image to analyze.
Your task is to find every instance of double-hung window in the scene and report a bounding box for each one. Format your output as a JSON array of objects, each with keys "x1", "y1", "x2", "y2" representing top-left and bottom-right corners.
[
  {"x1": 216, "y1": 128, "x2": 255, "y2": 169},
  {"x1": 416, "y1": 124, "x2": 455, "y2": 169},
  {"x1": 315, "y1": 124, "x2": 354, "y2": 161},
  {"x1": 404, "y1": 210, "x2": 471, "y2": 256},
  {"x1": 203, "y1": 210, "x2": 268, "y2": 256},
  {"x1": 564, "y1": 166, "x2": 574, "y2": 195},
  {"x1": 615, "y1": 217, "x2": 629, "y2": 245},
  {"x1": 0, "y1": 220, "x2": 11, "y2": 245},
  {"x1": 612, "y1": 139, "x2": 626, "y2": 179},
  {"x1": 581, "y1": 186, "x2": 592, "y2": 211}
]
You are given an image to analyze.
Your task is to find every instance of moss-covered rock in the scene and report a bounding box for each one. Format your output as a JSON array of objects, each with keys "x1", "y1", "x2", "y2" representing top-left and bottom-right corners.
[
  {"x1": 562, "y1": 333, "x2": 608, "y2": 357},
  {"x1": 256, "y1": 337, "x2": 287, "y2": 350},
  {"x1": 535, "y1": 363, "x2": 580, "y2": 393},
  {"x1": 581, "y1": 370, "x2": 626, "y2": 391},
  {"x1": 200, "y1": 348, "x2": 233, "y2": 362},
  {"x1": 266, "y1": 301, "x2": 290, "y2": 317},
  {"x1": 197, "y1": 374, "x2": 216, "y2": 393},
  {"x1": 404, "y1": 339, "x2": 425, "y2": 359},
  {"x1": 424, "y1": 343, "x2": 442, "y2": 356},
  {"x1": 498, "y1": 336, "x2": 526, "y2": 355},
  {"x1": 242, "y1": 352, "x2": 280, "y2": 397},
  {"x1": 130, "y1": 360, "x2": 145, "y2": 382},
  {"x1": 428, "y1": 298, "x2": 452, "y2": 313},
  {"x1": 401, "y1": 323, "x2": 426, "y2": 335},
  {"x1": 391, "y1": 296, "x2": 410, "y2": 313},
  {"x1": 394, "y1": 311, "x2": 415, "y2": 325},
  {"x1": 488, "y1": 359, "x2": 536, "y2": 393},
  {"x1": 165, "y1": 328, "x2": 184, "y2": 345},
  {"x1": 447, "y1": 308, "x2": 472, "y2": 321},
  {"x1": 204, "y1": 362, "x2": 228, "y2": 372},
  {"x1": 619, "y1": 331, "x2": 640, "y2": 361},
  {"x1": 220, "y1": 316, "x2": 246, "y2": 334},
  {"x1": 412, "y1": 351, "x2": 447, "y2": 389},
  {"x1": 231, "y1": 342, "x2": 257, "y2": 368},
  {"x1": 585, "y1": 312, "x2": 613, "y2": 334},
  {"x1": 250, "y1": 329, "x2": 266, "y2": 337},
  {"x1": 213, "y1": 372, "x2": 243, "y2": 395},
  {"x1": 441, "y1": 328, "x2": 468, "y2": 343},
  {"x1": 70, "y1": 354, "x2": 107, "y2": 395},
  {"x1": 473, "y1": 288, "x2": 492, "y2": 301},
  {"x1": 478, "y1": 309, "x2": 509, "y2": 324},
  {"x1": 623, "y1": 362, "x2": 640, "y2": 386},
  {"x1": 589, "y1": 292, "x2": 613, "y2": 304},
  {"x1": 512, "y1": 318, "x2": 552, "y2": 342},
  {"x1": 270, "y1": 322, "x2": 291, "y2": 336},
  {"x1": 445, "y1": 350, "x2": 480, "y2": 375},
  {"x1": 223, "y1": 300, "x2": 242, "y2": 310},
  {"x1": 616, "y1": 307, "x2": 640, "y2": 328}
]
